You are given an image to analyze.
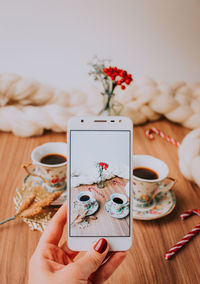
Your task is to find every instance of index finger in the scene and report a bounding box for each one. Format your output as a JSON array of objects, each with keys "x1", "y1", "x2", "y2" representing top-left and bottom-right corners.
[{"x1": 38, "y1": 200, "x2": 67, "y2": 247}]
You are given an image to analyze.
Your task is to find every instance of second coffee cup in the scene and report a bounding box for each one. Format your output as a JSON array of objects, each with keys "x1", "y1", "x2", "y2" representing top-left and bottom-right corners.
[
  {"x1": 110, "y1": 193, "x2": 128, "y2": 212},
  {"x1": 132, "y1": 155, "x2": 175, "y2": 207}
]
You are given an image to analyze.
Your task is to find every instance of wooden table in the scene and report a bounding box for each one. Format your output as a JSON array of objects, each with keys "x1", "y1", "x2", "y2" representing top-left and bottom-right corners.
[
  {"x1": 0, "y1": 120, "x2": 200, "y2": 284},
  {"x1": 71, "y1": 178, "x2": 129, "y2": 237}
]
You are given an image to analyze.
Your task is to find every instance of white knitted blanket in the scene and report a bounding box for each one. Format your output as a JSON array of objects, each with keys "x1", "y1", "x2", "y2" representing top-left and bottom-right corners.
[
  {"x1": 0, "y1": 74, "x2": 200, "y2": 137},
  {"x1": 0, "y1": 73, "x2": 200, "y2": 187}
]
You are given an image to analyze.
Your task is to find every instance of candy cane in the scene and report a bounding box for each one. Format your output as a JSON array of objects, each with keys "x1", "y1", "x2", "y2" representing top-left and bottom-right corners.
[
  {"x1": 111, "y1": 179, "x2": 125, "y2": 187},
  {"x1": 180, "y1": 209, "x2": 200, "y2": 220},
  {"x1": 164, "y1": 223, "x2": 200, "y2": 260},
  {"x1": 146, "y1": 127, "x2": 180, "y2": 148},
  {"x1": 88, "y1": 186, "x2": 105, "y2": 198},
  {"x1": 165, "y1": 209, "x2": 200, "y2": 260}
]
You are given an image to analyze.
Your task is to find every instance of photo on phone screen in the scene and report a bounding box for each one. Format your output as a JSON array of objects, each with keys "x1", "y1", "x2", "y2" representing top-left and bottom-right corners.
[{"x1": 69, "y1": 130, "x2": 131, "y2": 237}]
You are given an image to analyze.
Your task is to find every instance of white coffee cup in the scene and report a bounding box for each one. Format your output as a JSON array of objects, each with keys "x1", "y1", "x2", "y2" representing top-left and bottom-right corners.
[
  {"x1": 23, "y1": 142, "x2": 67, "y2": 192},
  {"x1": 76, "y1": 191, "x2": 95, "y2": 209},
  {"x1": 110, "y1": 193, "x2": 128, "y2": 211},
  {"x1": 132, "y1": 155, "x2": 175, "y2": 206}
]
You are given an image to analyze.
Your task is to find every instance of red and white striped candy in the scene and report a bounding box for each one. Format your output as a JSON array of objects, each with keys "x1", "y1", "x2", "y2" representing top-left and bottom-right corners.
[
  {"x1": 180, "y1": 209, "x2": 200, "y2": 220},
  {"x1": 165, "y1": 223, "x2": 200, "y2": 260},
  {"x1": 146, "y1": 127, "x2": 180, "y2": 148},
  {"x1": 112, "y1": 179, "x2": 125, "y2": 187},
  {"x1": 88, "y1": 186, "x2": 105, "y2": 198}
]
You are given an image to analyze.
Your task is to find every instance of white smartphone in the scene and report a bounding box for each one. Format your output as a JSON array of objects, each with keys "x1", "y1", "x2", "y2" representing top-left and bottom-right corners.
[{"x1": 67, "y1": 116, "x2": 133, "y2": 251}]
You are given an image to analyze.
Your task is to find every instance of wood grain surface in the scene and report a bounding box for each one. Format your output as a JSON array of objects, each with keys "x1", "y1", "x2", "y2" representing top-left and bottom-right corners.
[
  {"x1": 0, "y1": 120, "x2": 200, "y2": 284},
  {"x1": 71, "y1": 178, "x2": 129, "y2": 236}
]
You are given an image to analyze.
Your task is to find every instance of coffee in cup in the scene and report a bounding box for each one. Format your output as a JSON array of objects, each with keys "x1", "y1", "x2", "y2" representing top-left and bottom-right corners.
[
  {"x1": 113, "y1": 197, "x2": 124, "y2": 204},
  {"x1": 133, "y1": 167, "x2": 158, "y2": 180},
  {"x1": 40, "y1": 154, "x2": 67, "y2": 165}
]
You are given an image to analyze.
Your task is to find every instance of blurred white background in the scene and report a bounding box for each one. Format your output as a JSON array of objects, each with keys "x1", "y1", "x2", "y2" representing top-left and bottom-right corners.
[{"x1": 0, "y1": 0, "x2": 199, "y2": 89}]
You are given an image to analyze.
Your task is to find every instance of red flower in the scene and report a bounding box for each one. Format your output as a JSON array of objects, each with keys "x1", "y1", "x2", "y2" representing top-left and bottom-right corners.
[
  {"x1": 51, "y1": 178, "x2": 59, "y2": 184},
  {"x1": 104, "y1": 163, "x2": 108, "y2": 170},
  {"x1": 99, "y1": 162, "x2": 109, "y2": 170},
  {"x1": 125, "y1": 78, "x2": 131, "y2": 85},
  {"x1": 127, "y1": 74, "x2": 132, "y2": 79},
  {"x1": 103, "y1": 66, "x2": 133, "y2": 91},
  {"x1": 149, "y1": 210, "x2": 158, "y2": 215},
  {"x1": 119, "y1": 70, "x2": 127, "y2": 77}
]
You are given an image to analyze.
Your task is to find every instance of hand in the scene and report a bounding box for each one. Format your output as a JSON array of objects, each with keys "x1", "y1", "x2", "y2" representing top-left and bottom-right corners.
[{"x1": 28, "y1": 201, "x2": 126, "y2": 284}]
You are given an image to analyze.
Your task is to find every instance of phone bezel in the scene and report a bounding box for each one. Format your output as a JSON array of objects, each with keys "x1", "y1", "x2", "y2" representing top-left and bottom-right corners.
[{"x1": 67, "y1": 116, "x2": 133, "y2": 251}]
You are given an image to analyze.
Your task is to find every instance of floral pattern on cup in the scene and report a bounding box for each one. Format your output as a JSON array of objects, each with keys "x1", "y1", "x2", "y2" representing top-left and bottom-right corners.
[
  {"x1": 133, "y1": 176, "x2": 175, "y2": 204},
  {"x1": 105, "y1": 200, "x2": 130, "y2": 219}
]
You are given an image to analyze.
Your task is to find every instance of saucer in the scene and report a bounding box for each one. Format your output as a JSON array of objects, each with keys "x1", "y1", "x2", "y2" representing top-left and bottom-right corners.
[
  {"x1": 74, "y1": 200, "x2": 99, "y2": 216},
  {"x1": 105, "y1": 200, "x2": 130, "y2": 219},
  {"x1": 133, "y1": 190, "x2": 176, "y2": 220}
]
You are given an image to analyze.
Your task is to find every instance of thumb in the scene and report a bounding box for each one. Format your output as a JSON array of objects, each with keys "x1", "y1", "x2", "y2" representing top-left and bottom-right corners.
[{"x1": 76, "y1": 238, "x2": 109, "y2": 277}]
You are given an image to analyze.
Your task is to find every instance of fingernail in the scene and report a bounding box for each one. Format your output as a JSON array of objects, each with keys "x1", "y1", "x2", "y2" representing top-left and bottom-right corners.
[{"x1": 94, "y1": 238, "x2": 107, "y2": 254}]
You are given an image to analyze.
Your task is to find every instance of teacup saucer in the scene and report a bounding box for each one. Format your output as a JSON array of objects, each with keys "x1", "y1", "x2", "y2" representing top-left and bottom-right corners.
[
  {"x1": 74, "y1": 200, "x2": 99, "y2": 216},
  {"x1": 105, "y1": 200, "x2": 130, "y2": 219},
  {"x1": 133, "y1": 190, "x2": 176, "y2": 220}
]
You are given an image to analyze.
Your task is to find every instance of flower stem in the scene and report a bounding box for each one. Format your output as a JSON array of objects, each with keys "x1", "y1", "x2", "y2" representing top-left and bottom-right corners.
[
  {"x1": 0, "y1": 215, "x2": 16, "y2": 225},
  {"x1": 104, "y1": 93, "x2": 112, "y2": 110},
  {"x1": 105, "y1": 81, "x2": 117, "y2": 110}
]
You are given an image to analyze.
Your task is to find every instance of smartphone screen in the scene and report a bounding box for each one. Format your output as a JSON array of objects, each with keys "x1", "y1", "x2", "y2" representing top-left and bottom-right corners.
[{"x1": 69, "y1": 130, "x2": 131, "y2": 237}]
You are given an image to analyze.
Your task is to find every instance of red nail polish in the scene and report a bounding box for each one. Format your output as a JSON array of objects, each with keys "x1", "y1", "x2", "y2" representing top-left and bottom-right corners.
[{"x1": 94, "y1": 238, "x2": 107, "y2": 253}]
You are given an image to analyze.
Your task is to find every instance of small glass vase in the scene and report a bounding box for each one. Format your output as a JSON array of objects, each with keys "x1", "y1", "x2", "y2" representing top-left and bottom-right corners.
[
  {"x1": 97, "y1": 179, "x2": 105, "y2": 189},
  {"x1": 99, "y1": 93, "x2": 123, "y2": 116}
]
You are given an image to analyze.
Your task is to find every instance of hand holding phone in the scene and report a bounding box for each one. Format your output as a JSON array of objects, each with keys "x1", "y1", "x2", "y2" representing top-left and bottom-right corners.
[
  {"x1": 67, "y1": 117, "x2": 133, "y2": 251},
  {"x1": 28, "y1": 201, "x2": 126, "y2": 284}
]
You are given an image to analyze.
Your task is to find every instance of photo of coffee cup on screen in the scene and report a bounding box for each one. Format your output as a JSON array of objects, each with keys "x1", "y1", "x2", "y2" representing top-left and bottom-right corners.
[{"x1": 69, "y1": 130, "x2": 131, "y2": 237}]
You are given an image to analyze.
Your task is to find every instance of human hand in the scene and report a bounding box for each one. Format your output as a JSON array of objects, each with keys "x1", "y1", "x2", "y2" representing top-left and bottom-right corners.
[{"x1": 28, "y1": 201, "x2": 126, "y2": 284}]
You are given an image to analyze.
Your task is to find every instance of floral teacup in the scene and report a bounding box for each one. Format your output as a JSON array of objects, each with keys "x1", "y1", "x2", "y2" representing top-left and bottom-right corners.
[
  {"x1": 132, "y1": 155, "x2": 176, "y2": 207},
  {"x1": 110, "y1": 193, "x2": 129, "y2": 212},
  {"x1": 76, "y1": 191, "x2": 96, "y2": 209},
  {"x1": 23, "y1": 142, "x2": 67, "y2": 192}
]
